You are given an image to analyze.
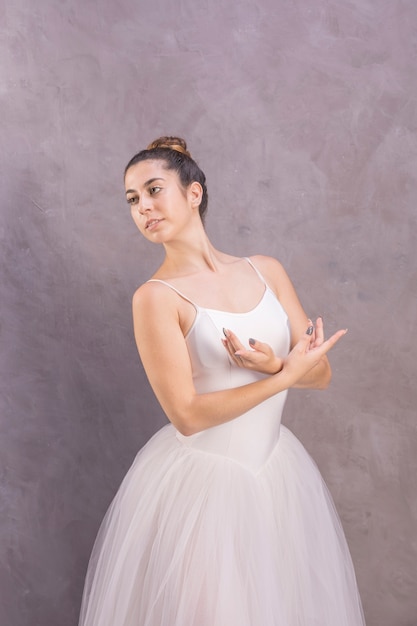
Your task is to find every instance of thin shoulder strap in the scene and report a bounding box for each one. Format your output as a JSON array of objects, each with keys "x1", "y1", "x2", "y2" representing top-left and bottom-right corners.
[
  {"x1": 243, "y1": 257, "x2": 268, "y2": 287},
  {"x1": 147, "y1": 279, "x2": 198, "y2": 309}
]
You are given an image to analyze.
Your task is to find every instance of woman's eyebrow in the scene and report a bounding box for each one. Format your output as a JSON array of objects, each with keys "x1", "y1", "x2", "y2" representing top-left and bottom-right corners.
[{"x1": 125, "y1": 177, "x2": 166, "y2": 195}]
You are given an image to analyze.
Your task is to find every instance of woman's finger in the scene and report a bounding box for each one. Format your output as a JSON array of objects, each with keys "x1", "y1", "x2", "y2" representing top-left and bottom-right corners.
[
  {"x1": 321, "y1": 328, "x2": 348, "y2": 352},
  {"x1": 313, "y1": 316, "x2": 324, "y2": 347},
  {"x1": 223, "y1": 328, "x2": 245, "y2": 353},
  {"x1": 247, "y1": 337, "x2": 271, "y2": 355},
  {"x1": 222, "y1": 335, "x2": 246, "y2": 367}
]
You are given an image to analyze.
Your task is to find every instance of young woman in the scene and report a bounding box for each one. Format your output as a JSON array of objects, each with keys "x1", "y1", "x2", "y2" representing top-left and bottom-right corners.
[{"x1": 79, "y1": 137, "x2": 365, "y2": 625}]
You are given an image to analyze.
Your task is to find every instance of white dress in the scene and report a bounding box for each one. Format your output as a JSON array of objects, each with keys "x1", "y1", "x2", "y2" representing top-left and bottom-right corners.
[{"x1": 79, "y1": 259, "x2": 365, "y2": 626}]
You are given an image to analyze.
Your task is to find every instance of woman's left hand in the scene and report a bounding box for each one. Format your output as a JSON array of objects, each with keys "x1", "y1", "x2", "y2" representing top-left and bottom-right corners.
[{"x1": 222, "y1": 329, "x2": 284, "y2": 375}]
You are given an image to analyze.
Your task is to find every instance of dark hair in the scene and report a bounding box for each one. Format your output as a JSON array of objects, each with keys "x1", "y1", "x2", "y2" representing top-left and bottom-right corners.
[{"x1": 124, "y1": 136, "x2": 208, "y2": 223}]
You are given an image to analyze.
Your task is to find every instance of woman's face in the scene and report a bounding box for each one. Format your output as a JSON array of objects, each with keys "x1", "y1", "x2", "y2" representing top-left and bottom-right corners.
[{"x1": 125, "y1": 159, "x2": 195, "y2": 243}]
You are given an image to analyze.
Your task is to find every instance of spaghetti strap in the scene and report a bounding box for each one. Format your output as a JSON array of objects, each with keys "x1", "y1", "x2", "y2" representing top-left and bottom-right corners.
[
  {"x1": 243, "y1": 257, "x2": 269, "y2": 288},
  {"x1": 147, "y1": 279, "x2": 198, "y2": 310}
]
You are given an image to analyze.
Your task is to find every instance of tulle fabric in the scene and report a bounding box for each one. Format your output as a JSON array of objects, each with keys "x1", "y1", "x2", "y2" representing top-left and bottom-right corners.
[{"x1": 79, "y1": 424, "x2": 365, "y2": 626}]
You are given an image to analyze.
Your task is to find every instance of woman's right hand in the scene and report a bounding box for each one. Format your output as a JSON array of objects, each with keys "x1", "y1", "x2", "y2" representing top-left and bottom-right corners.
[{"x1": 222, "y1": 328, "x2": 284, "y2": 375}]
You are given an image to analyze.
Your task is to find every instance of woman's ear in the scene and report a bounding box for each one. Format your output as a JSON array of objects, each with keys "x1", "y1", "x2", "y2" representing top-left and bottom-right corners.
[{"x1": 189, "y1": 181, "x2": 203, "y2": 208}]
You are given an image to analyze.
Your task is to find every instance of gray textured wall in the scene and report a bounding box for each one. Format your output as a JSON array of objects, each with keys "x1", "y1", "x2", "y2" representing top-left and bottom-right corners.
[{"x1": 1, "y1": 0, "x2": 416, "y2": 624}]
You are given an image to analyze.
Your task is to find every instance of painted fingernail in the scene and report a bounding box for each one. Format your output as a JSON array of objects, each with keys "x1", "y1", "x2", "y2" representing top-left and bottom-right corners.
[
  {"x1": 223, "y1": 328, "x2": 228, "y2": 338},
  {"x1": 306, "y1": 326, "x2": 314, "y2": 335},
  {"x1": 249, "y1": 338, "x2": 255, "y2": 346}
]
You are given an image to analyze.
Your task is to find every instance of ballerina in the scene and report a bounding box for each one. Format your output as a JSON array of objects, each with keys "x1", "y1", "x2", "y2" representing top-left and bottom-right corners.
[{"x1": 79, "y1": 136, "x2": 365, "y2": 626}]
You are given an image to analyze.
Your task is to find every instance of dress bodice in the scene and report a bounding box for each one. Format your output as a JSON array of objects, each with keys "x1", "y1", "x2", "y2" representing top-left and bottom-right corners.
[{"x1": 148, "y1": 259, "x2": 291, "y2": 472}]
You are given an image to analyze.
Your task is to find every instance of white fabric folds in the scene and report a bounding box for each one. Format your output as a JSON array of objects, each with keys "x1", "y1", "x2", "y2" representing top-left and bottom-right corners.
[{"x1": 79, "y1": 260, "x2": 365, "y2": 625}]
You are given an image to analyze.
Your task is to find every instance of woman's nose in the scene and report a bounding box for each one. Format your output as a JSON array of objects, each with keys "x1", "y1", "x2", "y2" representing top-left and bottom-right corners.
[{"x1": 138, "y1": 196, "x2": 152, "y2": 214}]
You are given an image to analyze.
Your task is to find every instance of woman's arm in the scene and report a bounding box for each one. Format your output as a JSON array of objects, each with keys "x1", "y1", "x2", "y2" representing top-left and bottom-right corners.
[{"x1": 132, "y1": 281, "x2": 345, "y2": 436}]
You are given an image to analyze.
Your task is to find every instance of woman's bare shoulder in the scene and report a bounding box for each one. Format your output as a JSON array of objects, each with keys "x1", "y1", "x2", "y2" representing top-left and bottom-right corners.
[
  {"x1": 248, "y1": 254, "x2": 299, "y2": 302},
  {"x1": 248, "y1": 254, "x2": 288, "y2": 279},
  {"x1": 132, "y1": 279, "x2": 178, "y2": 314}
]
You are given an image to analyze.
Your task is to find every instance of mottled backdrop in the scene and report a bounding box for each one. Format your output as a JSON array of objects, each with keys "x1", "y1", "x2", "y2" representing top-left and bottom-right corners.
[{"x1": 0, "y1": 0, "x2": 416, "y2": 624}]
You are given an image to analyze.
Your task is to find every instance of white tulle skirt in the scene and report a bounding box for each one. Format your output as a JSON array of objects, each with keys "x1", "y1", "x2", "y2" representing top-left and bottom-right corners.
[{"x1": 79, "y1": 424, "x2": 365, "y2": 626}]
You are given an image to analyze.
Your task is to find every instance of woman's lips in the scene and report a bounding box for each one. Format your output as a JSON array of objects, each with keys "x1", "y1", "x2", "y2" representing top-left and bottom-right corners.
[{"x1": 146, "y1": 218, "x2": 163, "y2": 230}]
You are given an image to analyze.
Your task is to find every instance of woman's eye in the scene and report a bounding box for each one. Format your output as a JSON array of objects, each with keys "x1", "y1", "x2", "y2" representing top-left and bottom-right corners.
[
  {"x1": 150, "y1": 186, "x2": 161, "y2": 195},
  {"x1": 127, "y1": 196, "x2": 138, "y2": 205}
]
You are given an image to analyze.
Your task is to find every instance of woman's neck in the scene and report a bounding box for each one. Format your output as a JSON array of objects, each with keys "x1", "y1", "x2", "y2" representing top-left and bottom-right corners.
[{"x1": 158, "y1": 229, "x2": 226, "y2": 278}]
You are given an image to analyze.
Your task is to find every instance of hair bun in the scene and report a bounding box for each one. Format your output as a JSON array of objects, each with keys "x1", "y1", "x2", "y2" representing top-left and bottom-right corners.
[{"x1": 146, "y1": 136, "x2": 191, "y2": 158}]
